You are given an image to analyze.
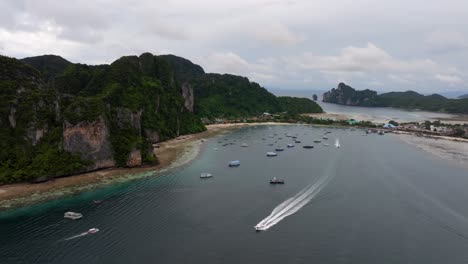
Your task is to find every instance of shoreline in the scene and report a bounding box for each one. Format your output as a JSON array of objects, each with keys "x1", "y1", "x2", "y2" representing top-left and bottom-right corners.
[
  {"x1": 1, "y1": 121, "x2": 467, "y2": 211},
  {"x1": 0, "y1": 123, "x2": 253, "y2": 210}
]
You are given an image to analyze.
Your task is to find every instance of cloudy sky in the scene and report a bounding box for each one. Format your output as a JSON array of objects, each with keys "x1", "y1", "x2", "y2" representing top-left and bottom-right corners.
[{"x1": 1, "y1": 0, "x2": 468, "y2": 93}]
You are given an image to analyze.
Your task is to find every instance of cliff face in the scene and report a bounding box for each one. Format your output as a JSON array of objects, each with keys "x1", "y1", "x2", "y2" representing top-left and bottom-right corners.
[
  {"x1": 322, "y1": 83, "x2": 379, "y2": 106},
  {"x1": 181, "y1": 82, "x2": 194, "y2": 112},
  {"x1": 0, "y1": 53, "x2": 206, "y2": 184},
  {"x1": 63, "y1": 116, "x2": 115, "y2": 170}
]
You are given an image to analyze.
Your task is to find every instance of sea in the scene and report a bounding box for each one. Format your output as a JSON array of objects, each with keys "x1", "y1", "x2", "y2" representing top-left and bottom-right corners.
[{"x1": 1, "y1": 125, "x2": 468, "y2": 263}]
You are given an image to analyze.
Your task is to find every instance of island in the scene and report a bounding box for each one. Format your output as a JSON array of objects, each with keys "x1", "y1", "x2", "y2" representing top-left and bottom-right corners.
[{"x1": 322, "y1": 82, "x2": 468, "y2": 114}]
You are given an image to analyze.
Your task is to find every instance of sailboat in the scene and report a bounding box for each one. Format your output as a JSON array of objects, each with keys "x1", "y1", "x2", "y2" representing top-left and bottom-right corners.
[{"x1": 334, "y1": 139, "x2": 341, "y2": 148}]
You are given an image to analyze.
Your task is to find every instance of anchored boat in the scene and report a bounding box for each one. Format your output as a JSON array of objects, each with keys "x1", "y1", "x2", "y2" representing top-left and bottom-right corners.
[
  {"x1": 270, "y1": 177, "x2": 285, "y2": 184},
  {"x1": 64, "y1": 212, "x2": 83, "y2": 220},
  {"x1": 200, "y1": 173, "x2": 213, "y2": 178},
  {"x1": 266, "y1": 152, "x2": 277, "y2": 157},
  {"x1": 228, "y1": 160, "x2": 240, "y2": 167}
]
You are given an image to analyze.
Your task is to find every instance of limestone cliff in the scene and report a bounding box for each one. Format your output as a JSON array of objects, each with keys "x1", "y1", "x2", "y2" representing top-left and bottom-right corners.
[
  {"x1": 322, "y1": 83, "x2": 379, "y2": 106},
  {"x1": 63, "y1": 116, "x2": 115, "y2": 170},
  {"x1": 181, "y1": 82, "x2": 194, "y2": 112}
]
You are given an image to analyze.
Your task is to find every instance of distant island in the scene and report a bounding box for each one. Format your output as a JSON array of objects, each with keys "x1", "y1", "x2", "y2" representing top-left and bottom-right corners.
[
  {"x1": 458, "y1": 94, "x2": 468, "y2": 99},
  {"x1": 0, "y1": 53, "x2": 322, "y2": 184},
  {"x1": 323, "y1": 83, "x2": 468, "y2": 114}
]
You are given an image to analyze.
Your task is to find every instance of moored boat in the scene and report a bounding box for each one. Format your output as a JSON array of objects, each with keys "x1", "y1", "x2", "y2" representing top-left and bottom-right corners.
[
  {"x1": 303, "y1": 145, "x2": 314, "y2": 149},
  {"x1": 275, "y1": 147, "x2": 284, "y2": 151},
  {"x1": 266, "y1": 152, "x2": 277, "y2": 157},
  {"x1": 228, "y1": 160, "x2": 240, "y2": 167},
  {"x1": 270, "y1": 177, "x2": 285, "y2": 184},
  {"x1": 287, "y1": 144, "x2": 294, "y2": 148},
  {"x1": 64, "y1": 212, "x2": 83, "y2": 220},
  {"x1": 200, "y1": 173, "x2": 213, "y2": 178}
]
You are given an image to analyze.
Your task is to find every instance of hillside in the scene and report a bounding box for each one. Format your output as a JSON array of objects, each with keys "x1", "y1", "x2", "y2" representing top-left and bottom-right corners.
[
  {"x1": 20, "y1": 55, "x2": 71, "y2": 80},
  {"x1": 322, "y1": 83, "x2": 380, "y2": 106},
  {"x1": 0, "y1": 53, "x2": 323, "y2": 184},
  {"x1": 458, "y1": 94, "x2": 468, "y2": 99},
  {"x1": 322, "y1": 83, "x2": 468, "y2": 114},
  {"x1": 0, "y1": 53, "x2": 205, "y2": 184},
  {"x1": 277, "y1": 96, "x2": 323, "y2": 114}
]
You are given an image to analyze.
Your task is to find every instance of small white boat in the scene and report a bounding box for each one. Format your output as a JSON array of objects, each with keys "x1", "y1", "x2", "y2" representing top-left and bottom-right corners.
[
  {"x1": 229, "y1": 160, "x2": 240, "y2": 167},
  {"x1": 241, "y1": 143, "x2": 249, "y2": 147},
  {"x1": 87, "y1": 228, "x2": 99, "y2": 234},
  {"x1": 266, "y1": 152, "x2": 277, "y2": 157},
  {"x1": 64, "y1": 212, "x2": 83, "y2": 220},
  {"x1": 200, "y1": 173, "x2": 213, "y2": 178},
  {"x1": 287, "y1": 144, "x2": 294, "y2": 148}
]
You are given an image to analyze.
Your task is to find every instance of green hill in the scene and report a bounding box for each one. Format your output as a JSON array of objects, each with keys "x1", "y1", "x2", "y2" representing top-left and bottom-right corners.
[
  {"x1": 323, "y1": 83, "x2": 468, "y2": 114},
  {"x1": 0, "y1": 52, "x2": 323, "y2": 184}
]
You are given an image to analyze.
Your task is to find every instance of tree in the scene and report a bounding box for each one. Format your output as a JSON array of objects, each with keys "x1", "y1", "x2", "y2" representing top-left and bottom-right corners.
[
  {"x1": 312, "y1": 94, "x2": 318, "y2": 101},
  {"x1": 389, "y1": 120, "x2": 399, "y2": 126},
  {"x1": 451, "y1": 128, "x2": 465, "y2": 137}
]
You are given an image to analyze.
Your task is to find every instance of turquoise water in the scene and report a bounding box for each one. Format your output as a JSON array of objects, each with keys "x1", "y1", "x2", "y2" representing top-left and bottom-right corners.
[{"x1": 1, "y1": 125, "x2": 468, "y2": 263}]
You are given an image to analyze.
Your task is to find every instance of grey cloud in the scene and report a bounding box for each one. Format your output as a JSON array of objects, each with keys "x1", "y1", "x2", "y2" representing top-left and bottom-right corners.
[{"x1": 1, "y1": 0, "x2": 468, "y2": 93}]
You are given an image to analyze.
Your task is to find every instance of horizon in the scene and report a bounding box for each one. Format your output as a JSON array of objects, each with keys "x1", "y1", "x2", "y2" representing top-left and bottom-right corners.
[{"x1": 2, "y1": 0, "x2": 468, "y2": 93}]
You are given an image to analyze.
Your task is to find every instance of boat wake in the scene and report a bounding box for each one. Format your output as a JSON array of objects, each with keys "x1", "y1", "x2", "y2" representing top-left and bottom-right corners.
[
  {"x1": 63, "y1": 232, "x2": 89, "y2": 241},
  {"x1": 255, "y1": 174, "x2": 332, "y2": 231}
]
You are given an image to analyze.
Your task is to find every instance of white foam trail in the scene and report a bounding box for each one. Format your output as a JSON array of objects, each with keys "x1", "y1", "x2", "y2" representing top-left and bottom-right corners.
[
  {"x1": 63, "y1": 232, "x2": 88, "y2": 241},
  {"x1": 255, "y1": 174, "x2": 332, "y2": 231}
]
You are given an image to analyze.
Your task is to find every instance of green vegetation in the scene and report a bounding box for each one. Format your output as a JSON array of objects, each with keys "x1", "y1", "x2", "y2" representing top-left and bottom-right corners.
[
  {"x1": 323, "y1": 83, "x2": 468, "y2": 114},
  {"x1": 277, "y1": 96, "x2": 323, "y2": 115},
  {"x1": 21, "y1": 55, "x2": 71, "y2": 81},
  {"x1": 0, "y1": 53, "x2": 205, "y2": 184},
  {"x1": 192, "y1": 74, "x2": 282, "y2": 118},
  {"x1": 1, "y1": 52, "x2": 323, "y2": 184}
]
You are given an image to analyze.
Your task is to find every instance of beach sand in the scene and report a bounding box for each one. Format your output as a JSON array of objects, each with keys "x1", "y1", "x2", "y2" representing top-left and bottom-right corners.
[
  {"x1": 0, "y1": 123, "x2": 254, "y2": 210},
  {"x1": 395, "y1": 132, "x2": 468, "y2": 169},
  {"x1": 2, "y1": 121, "x2": 467, "y2": 210}
]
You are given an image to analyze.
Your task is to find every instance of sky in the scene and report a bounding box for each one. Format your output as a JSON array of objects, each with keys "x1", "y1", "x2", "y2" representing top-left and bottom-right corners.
[{"x1": 1, "y1": 0, "x2": 468, "y2": 93}]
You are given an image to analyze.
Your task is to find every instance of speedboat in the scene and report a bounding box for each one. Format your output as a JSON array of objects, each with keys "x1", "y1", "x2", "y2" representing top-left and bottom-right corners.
[
  {"x1": 229, "y1": 160, "x2": 240, "y2": 167},
  {"x1": 287, "y1": 144, "x2": 294, "y2": 148},
  {"x1": 64, "y1": 212, "x2": 83, "y2": 220},
  {"x1": 255, "y1": 226, "x2": 262, "y2": 232},
  {"x1": 266, "y1": 152, "x2": 277, "y2": 157},
  {"x1": 87, "y1": 228, "x2": 99, "y2": 234},
  {"x1": 93, "y1": 200, "x2": 103, "y2": 204},
  {"x1": 275, "y1": 147, "x2": 284, "y2": 151},
  {"x1": 303, "y1": 145, "x2": 314, "y2": 149},
  {"x1": 335, "y1": 139, "x2": 341, "y2": 148},
  {"x1": 270, "y1": 177, "x2": 285, "y2": 184},
  {"x1": 200, "y1": 173, "x2": 213, "y2": 178}
]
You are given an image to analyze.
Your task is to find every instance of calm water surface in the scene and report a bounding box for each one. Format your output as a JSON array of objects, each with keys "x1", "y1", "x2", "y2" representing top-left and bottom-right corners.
[{"x1": 1, "y1": 125, "x2": 468, "y2": 263}]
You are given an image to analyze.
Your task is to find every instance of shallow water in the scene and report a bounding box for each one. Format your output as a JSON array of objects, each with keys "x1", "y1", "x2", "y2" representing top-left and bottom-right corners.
[
  {"x1": 318, "y1": 101, "x2": 456, "y2": 122},
  {"x1": 1, "y1": 125, "x2": 468, "y2": 264}
]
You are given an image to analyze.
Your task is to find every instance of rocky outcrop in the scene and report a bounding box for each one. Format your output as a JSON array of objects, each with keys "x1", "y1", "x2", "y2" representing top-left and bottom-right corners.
[
  {"x1": 181, "y1": 82, "x2": 194, "y2": 112},
  {"x1": 126, "y1": 148, "x2": 142, "y2": 167},
  {"x1": 322, "y1": 83, "x2": 379, "y2": 106},
  {"x1": 26, "y1": 126, "x2": 47, "y2": 146},
  {"x1": 114, "y1": 107, "x2": 142, "y2": 134},
  {"x1": 144, "y1": 129, "x2": 160, "y2": 143},
  {"x1": 63, "y1": 116, "x2": 115, "y2": 170}
]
